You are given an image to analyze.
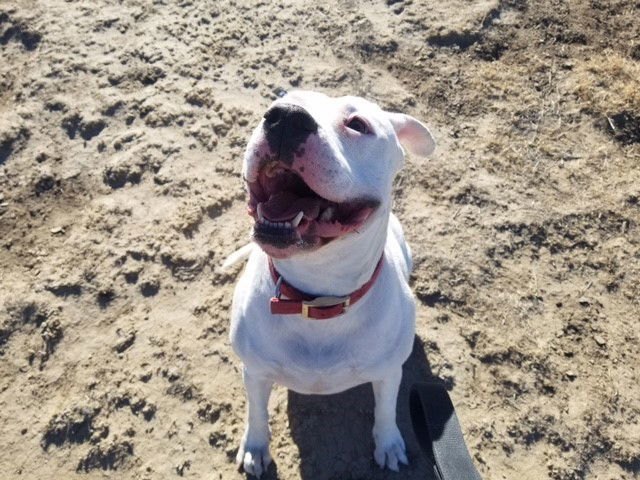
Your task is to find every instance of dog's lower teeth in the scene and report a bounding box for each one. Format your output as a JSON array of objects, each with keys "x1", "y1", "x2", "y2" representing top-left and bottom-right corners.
[
  {"x1": 257, "y1": 214, "x2": 299, "y2": 229},
  {"x1": 291, "y1": 211, "x2": 304, "y2": 228},
  {"x1": 257, "y1": 218, "x2": 294, "y2": 229}
]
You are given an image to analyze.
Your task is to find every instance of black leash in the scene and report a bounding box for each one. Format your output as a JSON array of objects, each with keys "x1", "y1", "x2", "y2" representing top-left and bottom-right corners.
[{"x1": 410, "y1": 381, "x2": 482, "y2": 480}]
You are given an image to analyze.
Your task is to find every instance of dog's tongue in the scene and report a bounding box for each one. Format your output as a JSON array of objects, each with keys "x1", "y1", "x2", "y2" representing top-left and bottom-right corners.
[{"x1": 261, "y1": 192, "x2": 321, "y2": 221}]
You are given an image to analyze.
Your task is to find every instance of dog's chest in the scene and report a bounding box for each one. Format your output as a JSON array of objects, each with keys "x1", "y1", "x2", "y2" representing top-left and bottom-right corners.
[
  {"x1": 264, "y1": 334, "x2": 375, "y2": 394},
  {"x1": 233, "y1": 294, "x2": 414, "y2": 395}
]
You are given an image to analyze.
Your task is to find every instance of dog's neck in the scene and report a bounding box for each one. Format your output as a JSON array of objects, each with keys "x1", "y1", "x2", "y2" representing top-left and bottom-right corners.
[{"x1": 271, "y1": 206, "x2": 389, "y2": 297}]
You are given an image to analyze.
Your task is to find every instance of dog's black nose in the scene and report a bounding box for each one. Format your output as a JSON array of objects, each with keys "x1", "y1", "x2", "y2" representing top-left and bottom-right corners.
[
  {"x1": 263, "y1": 104, "x2": 318, "y2": 165},
  {"x1": 263, "y1": 104, "x2": 317, "y2": 134}
]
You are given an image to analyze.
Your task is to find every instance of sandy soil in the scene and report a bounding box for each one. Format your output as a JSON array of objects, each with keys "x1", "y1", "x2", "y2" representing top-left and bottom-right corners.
[{"x1": 1, "y1": 1, "x2": 639, "y2": 479}]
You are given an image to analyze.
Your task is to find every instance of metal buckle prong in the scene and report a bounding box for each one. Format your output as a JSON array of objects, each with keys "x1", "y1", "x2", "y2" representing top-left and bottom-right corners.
[{"x1": 274, "y1": 276, "x2": 283, "y2": 299}]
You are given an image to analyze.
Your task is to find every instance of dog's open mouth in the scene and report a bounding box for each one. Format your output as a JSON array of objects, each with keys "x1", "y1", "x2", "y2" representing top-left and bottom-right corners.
[{"x1": 247, "y1": 161, "x2": 378, "y2": 251}]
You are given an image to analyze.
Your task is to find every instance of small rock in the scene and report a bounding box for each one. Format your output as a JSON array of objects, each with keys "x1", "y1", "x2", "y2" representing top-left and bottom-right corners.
[
  {"x1": 141, "y1": 403, "x2": 156, "y2": 421},
  {"x1": 50, "y1": 226, "x2": 65, "y2": 234},
  {"x1": 578, "y1": 296, "x2": 590, "y2": 307},
  {"x1": 163, "y1": 368, "x2": 181, "y2": 382},
  {"x1": 594, "y1": 335, "x2": 606, "y2": 347},
  {"x1": 565, "y1": 370, "x2": 577, "y2": 380},
  {"x1": 113, "y1": 330, "x2": 136, "y2": 353},
  {"x1": 176, "y1": 460, "x2": 191, "y2": 476},
  {"x1": 273, "y1": 86, "x2": 287, "y2": 97},
  {"x1": 35, "y1": 173, "x2": 56, "y2": 193},
  {"x1": 139, "y1": 279, "x2": 159, "y2": 297}
]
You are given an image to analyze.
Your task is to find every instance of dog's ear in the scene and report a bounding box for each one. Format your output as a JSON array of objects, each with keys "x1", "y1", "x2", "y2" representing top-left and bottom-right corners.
[{"x1": 388, "y1": 113, "x2": 436, "y2": 157}]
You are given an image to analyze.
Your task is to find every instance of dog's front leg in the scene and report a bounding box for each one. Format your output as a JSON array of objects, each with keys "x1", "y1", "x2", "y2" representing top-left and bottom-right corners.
[
  {"x1": 372, "y1": 367, "x2": 409, "y2": 471},
  {"x1": 236, "y1": 367, "x2": 273, "y2": 478}
]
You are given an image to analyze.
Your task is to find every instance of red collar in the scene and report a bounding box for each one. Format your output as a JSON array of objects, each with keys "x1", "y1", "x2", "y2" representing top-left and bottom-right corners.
[{"x1": 268, "y1": 256, "x2": 384, "y2": 320}]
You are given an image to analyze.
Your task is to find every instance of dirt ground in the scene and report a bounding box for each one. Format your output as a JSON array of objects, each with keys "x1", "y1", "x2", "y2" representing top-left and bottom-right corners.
[{"x1": 1, "y1": 0, "x2": 639, "y2": 479}]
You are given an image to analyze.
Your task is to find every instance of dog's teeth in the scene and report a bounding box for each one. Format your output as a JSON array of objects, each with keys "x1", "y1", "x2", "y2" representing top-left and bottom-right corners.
[
  {"x1": 284, "y1": 221, "x2": 291, "y2": 228},
  {"x1": 320, "y1": 207, "x2": 335, "y2": 222},
  {"x1": 257, "y1": 203, "x2": 265, "y2": 221},
  {"x1": 291, "y1": 211, "x2": 304, "y2": 228},
  {"x1": 264, "y1": 161, "x2": 283, "y2": 178},
  {"x1": 264, "y1": 162, "x2": 276, "y2": 177}
]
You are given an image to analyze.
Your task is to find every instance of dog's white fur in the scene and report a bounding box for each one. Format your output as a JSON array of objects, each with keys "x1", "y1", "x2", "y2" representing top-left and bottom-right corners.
[{"x1": 229, "y1": 91, "x2": 435, "y2": 477}]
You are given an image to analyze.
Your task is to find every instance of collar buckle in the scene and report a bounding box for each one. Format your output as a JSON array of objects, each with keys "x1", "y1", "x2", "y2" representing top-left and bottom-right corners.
[
  {"x1": 268, "y1": 255, "x2": 383, "y2": 320},
  {"x1": 301, "y1": 296, "x2": 351, "y2": 318}
]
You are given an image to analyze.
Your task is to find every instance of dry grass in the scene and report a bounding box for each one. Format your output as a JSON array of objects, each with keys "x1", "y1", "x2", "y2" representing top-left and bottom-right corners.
[
  {"x1": 475, "y1": 62, "x2": 539, "y2": 106},
  {"x1": 572, "y1": 51, "x2": 640, "y2": 116}
]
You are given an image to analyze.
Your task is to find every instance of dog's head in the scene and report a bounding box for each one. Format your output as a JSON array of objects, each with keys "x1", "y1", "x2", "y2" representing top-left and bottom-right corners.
[{"x1": 243, "y1": 90, "x2": 435, "y2": 259}]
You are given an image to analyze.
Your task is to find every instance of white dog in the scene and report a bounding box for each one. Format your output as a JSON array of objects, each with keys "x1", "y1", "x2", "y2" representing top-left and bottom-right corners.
[{"x1": 228, "y1": 90, "x2": 435, "y2": 477}]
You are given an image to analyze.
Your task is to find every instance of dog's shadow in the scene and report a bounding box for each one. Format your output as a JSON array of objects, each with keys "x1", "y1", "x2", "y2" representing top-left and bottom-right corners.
[{"x1": 277, "y1": 336, "x2": 443, "y2": 480}]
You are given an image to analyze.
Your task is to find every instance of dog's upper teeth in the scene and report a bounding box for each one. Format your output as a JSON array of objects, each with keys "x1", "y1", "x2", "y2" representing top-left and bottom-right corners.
[
  {"x1": 257, "y1": 203, "x2": 265, "y2": 221},
  {"x1": 291, "y1": 211, "x2": 304, "y2": 228},
  {"x1": 320, "y1": 207, "x2": 334, "y2": 222}
]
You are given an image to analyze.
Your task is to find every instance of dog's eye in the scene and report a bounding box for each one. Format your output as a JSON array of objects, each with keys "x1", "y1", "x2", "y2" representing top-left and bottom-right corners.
[{"x1": 345, "y1": 116, "x2": 370, "y2": 135}]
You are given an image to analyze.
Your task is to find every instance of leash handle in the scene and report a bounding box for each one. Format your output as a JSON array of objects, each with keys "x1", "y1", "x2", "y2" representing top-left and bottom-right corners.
[{"x1": 410, "y1": 381, "x2": 482, "y2": 480}]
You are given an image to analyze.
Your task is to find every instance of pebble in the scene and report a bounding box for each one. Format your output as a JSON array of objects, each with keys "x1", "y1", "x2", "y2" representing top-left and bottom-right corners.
[
  {"x1": 50, "y1": 226, "x2": 65, "y2": 234},
  {"x1": 273, "y1": 86, "x2": 287, "y2": 97},
  {"x1": 594, "y1": 335, "x2": 606, "y2": 347},
  {"x1": 578, "y1": 296, "x2": 591, "y2": 306}
]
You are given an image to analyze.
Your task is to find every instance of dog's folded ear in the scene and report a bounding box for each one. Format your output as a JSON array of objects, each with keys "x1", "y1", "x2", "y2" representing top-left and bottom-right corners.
[{"x1": 388, "y1": 113, "x2": 436, "y2": 157}]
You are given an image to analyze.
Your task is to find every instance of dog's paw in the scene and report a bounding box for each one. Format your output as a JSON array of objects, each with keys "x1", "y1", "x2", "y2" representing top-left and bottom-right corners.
[
  {"x1": 236, "y1": 441, "x2": 272, "y2": 478},
  {"x1": 373, "y1": 425, "x2": 409, "y2": 472}
]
